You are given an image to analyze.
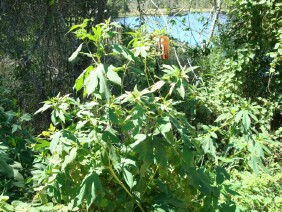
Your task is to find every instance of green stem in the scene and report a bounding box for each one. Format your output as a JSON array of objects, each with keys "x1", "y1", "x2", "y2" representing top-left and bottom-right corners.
[
  {"x1": 143, "y1": 58, "x2": 151, "y2": 88},
  {"x1": 142, "y1": 166, "x2": 159, "y2": 196},
  {"x1": 108, "y1": 165, "x2": 145, "y2": 212}
]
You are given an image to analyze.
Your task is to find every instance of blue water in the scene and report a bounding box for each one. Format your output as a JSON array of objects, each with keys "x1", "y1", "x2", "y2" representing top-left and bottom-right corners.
[{"x1": 115, "y1": 12, "x2": 227, "y2": 46}]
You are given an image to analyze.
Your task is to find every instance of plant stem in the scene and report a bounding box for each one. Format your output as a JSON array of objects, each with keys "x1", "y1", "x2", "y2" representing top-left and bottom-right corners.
[{"x1": 108, "y1": 165, "x2": 145, "y2": 212}]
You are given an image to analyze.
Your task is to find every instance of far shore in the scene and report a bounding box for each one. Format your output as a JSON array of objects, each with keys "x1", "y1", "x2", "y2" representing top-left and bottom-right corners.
[{"x1": 116, "y1": 8, "x2": 227, "y2": 18}]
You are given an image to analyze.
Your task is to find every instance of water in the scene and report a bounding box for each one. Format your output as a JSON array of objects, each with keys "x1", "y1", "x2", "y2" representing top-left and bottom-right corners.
[{"x1": 115, "y1": 12, "x2": 227, "y2": 46}]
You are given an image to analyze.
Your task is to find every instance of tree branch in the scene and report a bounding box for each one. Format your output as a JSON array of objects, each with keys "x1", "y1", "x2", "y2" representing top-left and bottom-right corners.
[{"x1": 206, "y1": 0, "x2": 222, "y2": 47}]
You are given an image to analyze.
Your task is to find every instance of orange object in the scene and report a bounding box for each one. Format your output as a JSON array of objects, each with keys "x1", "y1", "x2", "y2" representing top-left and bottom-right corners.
[{"x1": 158, "y1": 35, "x2": 169, "y2": 60}]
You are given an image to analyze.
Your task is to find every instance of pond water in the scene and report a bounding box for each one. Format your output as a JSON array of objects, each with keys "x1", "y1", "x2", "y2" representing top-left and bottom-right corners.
[{"x1": 115, "y1": 12, "x2": 227, "y2": 46}]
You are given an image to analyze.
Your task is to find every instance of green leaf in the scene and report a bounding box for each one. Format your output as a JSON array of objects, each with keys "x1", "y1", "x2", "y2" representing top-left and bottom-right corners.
[
  {"x1": 134, "y1": 46, "x2": 148, "y2": 58},
  {"x1": 193, "y1": 168, "x2": 212, "y2": 195},
  {"x1": 12, "y1": 201, "x2": 30, "y2": 212},
  {"x1": 38, "y1": 191, "x2": 49, "y2": 204},
  {"x1": 162, "y1": 64, "x2": 175, "y2": 73},
  {"x1": 68, "y1": 43, "x2": 83, "y2": 62},
  {"x1": 57, "y1": 110, "x2": 65, "y2": 123},
  {"x1": 201, "y1": 136, "x2": 217, "y2": 160},
  {"x1": 177, "y1": 83, "x2": 185, "y2": 99},
  {"x1": 49, "y1": 131, "x2": 61, "y2": 154},
  {"x1": 235, "y1": 110, "x2": 244, "y2": 123},
  {"x1": 215, "y1": 113, "x2": 231, "y2": 122},
  {"x1": 154, "y1": 140, "x2": 168, "y2": 168},
  {"x1": 76, "y1": 120, "x2": 88, "y2": 130},
  {"x1": 12, "y1": 170, "x2": 25, "y2": 187},
  {"x1": 248, "y1": 156, "x2": 261, "y2": 174},
  {"x1": 168, "y1": 82, "x2": 176, "y2": 95},
  {"x1": 12, "y1": 124, "x2": 20, "y2": 134},
  {"x1": 112, "y1": 44, "x2": 136, "y2": 61},
  {"x1": 109, "y1": 108, "x2": 119, "y2": 124},
  {"x1": 274, "y1": 196, "x2": 282, "y2": 203},
  {"x1": 134, "y1": 138, "x2": 154, "y2": 170},
  {"x1": 69, "y1": 24, "x2": 82, "y2": 32},
  {"x1": 34, "y1": 138, "x2": 50, "y2": 150},
  {"x1": 0, "y1": 200, "x2": 14, "y2": 212},
  {"x1": 210, "y1": 132, "x2": 218, "y2": 139},
  {"x1": 150, "y1": 80, "x2": 165, "y2": 92},
  {"x1": 182, "y1": 145, "x2": 194, "y2": 167},
  {"x1": 85, "y1": 67, "x2": 99, "y2": 95},
  {"x1": 154, "y1": 116, "x2": 171, "y2": 136},
  {"x1": 5, "y1": 110, "x2": 17, "y2": 118},
  {"x1": 74, "y1": 65, "x2": 93, "y2": 92},
  {"x1": 0, "y1": 158, "x2": 14, "y2": 178},
  {"x1": 20, "y1": 113, "x2": 32, "y2": 121},
  {"x1": 34, "y1": 103, "x2": 52, "y2": 114},
  {"x1": 121, "y1": 120, "x2": 134, "y2": 132},
  {"x1": 130, "y1": 134, "x2": 147, "y2": 148},
  {"x1": 249, "y1": 113, "x2": 258, "y2": 122},
  {"x1": 73, "y1": 172, "x2": 104, "y2": 210},
  {"x1": 215, "y1": 166, "x2": 229, "y2": 184},
  {"x1": 102, "y1": 130, "x2": 120, "y2": 143},
  {"x1": 61, "y1": 147, "x2": 77, "y2": 171},
  {"x1": 84, "y1": 64, "x2": 111, "y2": 99},
  {"x1": 123, "y1": 169, "x2": 135, "y2": 190},
  {"x1": 242, "y1": 111, "x2": 251, "y2": 131},
  {"x1": 62, "y1": 130, "x2": 79, "y2": 144},
  {"x1": 106, "y1": 65, "x2": 121, "y2": 85}
]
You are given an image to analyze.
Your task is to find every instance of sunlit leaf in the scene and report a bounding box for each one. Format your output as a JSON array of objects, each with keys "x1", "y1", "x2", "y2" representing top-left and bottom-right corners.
[
  {"x1": 106, "y1": 65, "x2": 121, "y2": 85},
  {"x1": 134, "y1": 46, "x2": 148, "y2": 58},
  {"x1": 76, "y1": 120, "x2": 88, "y2": 130},
  {"x1": 84, "y1": 64, "x2": 111, "y2": 99},
  {"x1": 215, "y1": 113, "x2": 231, "y2": 122},
  {"x1": 123, "y1": 168, "x2": 135, "y2": 190},
  {"x1": 74, "y1": 65, "x2": 94, "y2": 92},
  {"x1": 112, "y1": 44, "x2": 136, "y2": 61},
  {"x1": 210, "y1": 132, "x2": 218, "y2": 139},
  {"x1": 49, "y1": 131, "x2": 61, "y2": 154},
  {"x1": 235, "y1": 110, "x2": 244, "y2": 123},
  {"x1": 177, "y1": 83, "x2": 185, "y2": 99},
  {"x1": 150, "y1": 80, "x2": 165, "y2": 92},
  {"x1": 68, "y1": 43, "x2": 83, "y2": 62},
  {"x1": 154, "y1": 116, "x2": 171, "y2": 136},
  {"x1": 169, "y1": 82, "x2": 176, "y2": 95},
  {"x1": 248, "y1": 155, "x2": 261, "y2": 174},
  {"x1": 130, "y1": 134, "x2": 146, "y2": 148},
  {"x1": 61, "y1": 147, "x2": 77, "y2": 171},
  {"x1": 34, "y1": 103, "x2": 52, "y2": 114},
  {"x1": 242, "y1": 111, "x2": 251, "y2": 131}
]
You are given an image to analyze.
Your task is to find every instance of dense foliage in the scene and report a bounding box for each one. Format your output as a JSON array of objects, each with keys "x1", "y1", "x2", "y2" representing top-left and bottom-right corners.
[
  {"x1": 0, "y1": 0, "x2": 281, "y2": 211},
  {"x1": 0, "y1": 81, "x2": 34, "y2": 210}
]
